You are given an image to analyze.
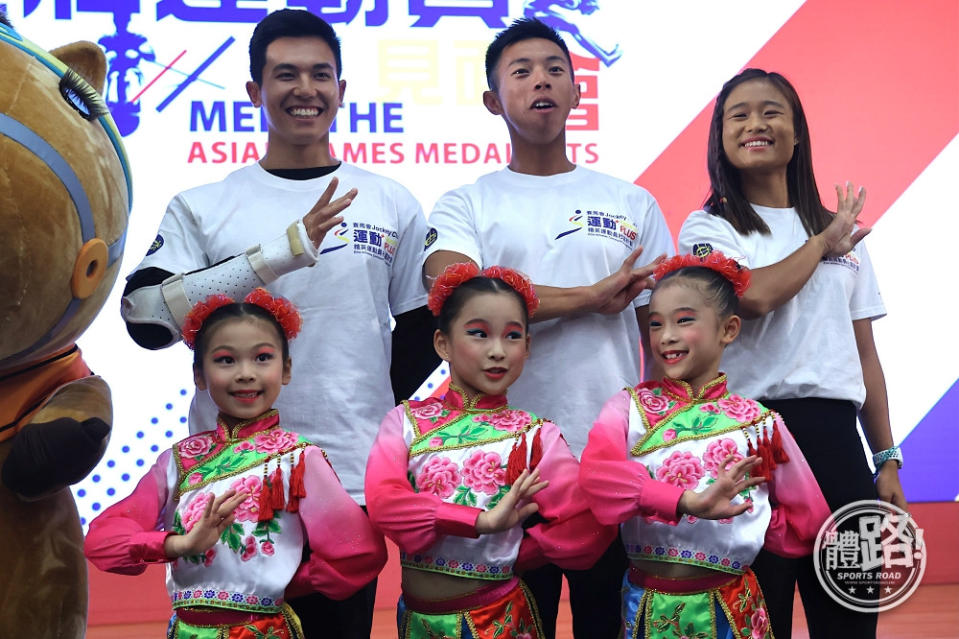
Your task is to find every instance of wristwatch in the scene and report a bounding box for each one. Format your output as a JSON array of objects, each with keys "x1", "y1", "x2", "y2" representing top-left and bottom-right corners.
[{"x1": 872, "y1": 446, "x2": 903, "y2": 476}]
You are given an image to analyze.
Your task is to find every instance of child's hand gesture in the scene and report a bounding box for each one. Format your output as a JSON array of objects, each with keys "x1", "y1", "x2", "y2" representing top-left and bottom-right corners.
[
  {"x1": 677, "y1": 455, "x2": 764, "y2": 520},
  {"x1": 164, "y1": 489, "x2": 249, "y2": 559},
  {"x1": 476, "y1": 469, "x2": 548, "y2": 535}
]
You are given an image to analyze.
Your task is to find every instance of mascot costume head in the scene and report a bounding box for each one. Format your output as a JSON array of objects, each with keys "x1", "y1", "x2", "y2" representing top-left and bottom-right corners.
[{"x1": 0, "y1": 11, "x2": 131, "y2": 637}]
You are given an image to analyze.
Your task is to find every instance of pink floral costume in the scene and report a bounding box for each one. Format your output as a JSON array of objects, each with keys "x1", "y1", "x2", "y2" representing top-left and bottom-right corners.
[
  {"x1": 84, "y1": 410, "x2": 386, "y2": 639},
  {"x1": 580, "y1": 376, "x2": 830, "y2": 639},
  {"x1": 365, "y1": 386, "x2": 615, "y2": 639}
]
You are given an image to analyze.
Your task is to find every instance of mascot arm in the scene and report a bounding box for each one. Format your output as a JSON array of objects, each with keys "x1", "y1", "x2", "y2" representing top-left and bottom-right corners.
[
  {"x1": 84, "y1": 449, "x2": 174, "y2": 575},
  {"x1": 120, "y1": 219, "x2": 319, "y2": 349},
  {"x1": 2, "y1": 376, "x2": 112, "y2": 500}
]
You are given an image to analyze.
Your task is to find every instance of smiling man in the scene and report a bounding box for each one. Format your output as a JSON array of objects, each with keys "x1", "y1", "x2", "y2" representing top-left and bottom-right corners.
[
  {"x1": 423, "y1": 18, "x2": 674, "y2": 639},
  {"x1": 119, "y1": 9, "x2": 436, "y2": 637}
]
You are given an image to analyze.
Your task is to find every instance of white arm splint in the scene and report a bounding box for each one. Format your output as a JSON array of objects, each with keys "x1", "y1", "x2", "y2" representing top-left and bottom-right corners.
[{"x1": 121, "y1": 220, "x2": 318, "y2": 347}]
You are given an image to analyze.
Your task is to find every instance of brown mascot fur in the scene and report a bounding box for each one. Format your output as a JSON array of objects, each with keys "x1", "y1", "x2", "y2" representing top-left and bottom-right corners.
[{"x1": 0, "y1": 12, "x2": 131, "y2": 637}]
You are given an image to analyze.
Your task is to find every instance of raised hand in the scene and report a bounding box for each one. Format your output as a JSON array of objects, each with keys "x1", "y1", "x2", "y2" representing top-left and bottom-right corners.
[
  {"x1": 164, "y1": 489, "x2": 249, "y2": 559},
  {"x1": 476, "y1": 469, "x2": 549, "y2": 535},
  {"x1": 818, "y1": 182, "x2": 870, "y2": 258},
  {"x1": 302, "y1": 176, "x2": 357, "y2": 248},
  {"x1": 677, "y1": 455, "x2": 764, "y2": 520},
  {"x1": 591, "y1": 245, "x2": 666, "y2": 315}
]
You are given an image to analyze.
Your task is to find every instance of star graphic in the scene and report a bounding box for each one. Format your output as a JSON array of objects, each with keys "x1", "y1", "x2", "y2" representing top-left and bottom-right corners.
[
  {"x1": 866, "y1": 586, "x2": 874, "y2": 594},
  {"x1": 848, "y1": 586, "x2": 857, "y2": 594},
  {"x1": 885, "y1": 586, "x2": 893, "y2": 594}
]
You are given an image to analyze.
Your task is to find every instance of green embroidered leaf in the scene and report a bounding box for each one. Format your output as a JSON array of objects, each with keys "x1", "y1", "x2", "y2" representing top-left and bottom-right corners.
[
  {"x1": 486, "y1": 484, "x2": 510, "y2": 510},
  {"x1": 172, "y1": 512, "x2": 186, "y2": 536},
  {"x1": 452, "y1": 485, "x2": 476, "y2": 507},
  {"x1": 222, "y1": 522, "x2": 245, "y2": 553}
]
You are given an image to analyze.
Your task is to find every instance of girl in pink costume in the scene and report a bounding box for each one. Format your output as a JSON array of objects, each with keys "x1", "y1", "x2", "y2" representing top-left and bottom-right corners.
[
  {"x1": 366, "y1": 263, "x2": 615, "y2": 639},
  {"x1": 580, "y1": 252, "x2": 831, "y2": 639},
  {"x1": 85, "y1": 289, "x2": 386, "y2": 638}
]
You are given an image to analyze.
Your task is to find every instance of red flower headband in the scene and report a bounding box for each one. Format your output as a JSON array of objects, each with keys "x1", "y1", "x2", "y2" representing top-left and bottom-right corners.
[
  {"x1": 653, "y1": 251, "x2": 751, "y2": 298},
  {"x1": 428, "y1": 262, "x2": 540, "y2": 318},
  {"x1": 181, "y1": 288, "x2": 302, "y2": 349}
]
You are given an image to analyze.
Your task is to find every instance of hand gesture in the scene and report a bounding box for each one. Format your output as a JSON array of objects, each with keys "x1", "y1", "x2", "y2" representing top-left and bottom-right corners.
[
  {"x1": 476, "y1": 469, "x2": 548, "y2": 535},
  {"x1": 818, "y1": 182, "x2": 870, "y2": 258},
  {"x1": 876, "y1": 463, "x2": 909, "y2": 512},
  {"x1": 591, "y1": 245, "x2": 666, "y2": 315},
  {"x1": 164, "y1": 489, "x2": 248, "y2": 559},
  {"x1": 677, "y1": 455, "x2": 764, "y2": 520},
  {"x1": 302, "y1": 177, "x2": 357, "y2": 248}
]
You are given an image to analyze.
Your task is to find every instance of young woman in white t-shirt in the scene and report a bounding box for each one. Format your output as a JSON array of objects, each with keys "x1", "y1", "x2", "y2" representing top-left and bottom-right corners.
[{"x1": 677, "y1": 68, "x2": 906, "y2": 639}]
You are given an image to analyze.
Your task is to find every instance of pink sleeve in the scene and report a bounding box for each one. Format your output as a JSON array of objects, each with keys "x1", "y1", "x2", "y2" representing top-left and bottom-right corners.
[
  {"x1": 579, "y1": 391, "x2": 685, "y2": 526},
  {"x1": 83, "y1": 450, "x2": 175, "y2": 574},
  {"x1": 763, "y1": 415, "x2": 832, "y2": 558},
  {"x1": 516, "y1": 422, "x2": 617, "y2": 572},
  {"x1": 286, "y1": 447, "x2": 387, "y2": 601},
  {"x1": 364, "y1": 405, "x2": 481, "y2": 553}
]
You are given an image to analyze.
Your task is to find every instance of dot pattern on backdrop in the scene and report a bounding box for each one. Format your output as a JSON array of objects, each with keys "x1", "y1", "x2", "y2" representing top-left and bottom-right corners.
[
  {"x1": 72, "y1": 364, "x2": 452, "y2": 531},
  {"x1": 72, "y1": 388, "x2": 193, "y2": 531}
]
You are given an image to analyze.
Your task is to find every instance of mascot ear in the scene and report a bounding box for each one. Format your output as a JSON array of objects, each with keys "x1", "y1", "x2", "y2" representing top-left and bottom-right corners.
[{"x1": 49, "y1": 41, "x2": 106, "y2": 95}]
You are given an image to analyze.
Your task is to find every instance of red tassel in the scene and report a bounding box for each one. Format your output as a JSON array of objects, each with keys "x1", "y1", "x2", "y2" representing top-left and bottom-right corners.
[
  {"x1": 287, "y1": 451, "x2": 307, "y2": 513},
  {"x1": 505, "y1": 434, "x2": 528, "y2": 484},
  {"x1": 529, "y1": 429, "x2": 544, "y2": 471},
  {"x1": 269, "y1": 465, "x2": 285, "y2": 511},
  {"x1": 257, "y1": 468, "x2": 274, "y2": 522},
  {"x1": 771, "y1": 421, "x2": 790, "y2": 464},
  {"x1": 748, "y1": 429, "x2": 768, "y2": 480}
]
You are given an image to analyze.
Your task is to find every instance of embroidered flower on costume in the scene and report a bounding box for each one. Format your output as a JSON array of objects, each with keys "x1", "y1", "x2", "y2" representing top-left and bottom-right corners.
[
  {"x1": 638, "y1": 389, "x2": 671, "y2": 414},
  {"x1": 233, "y1": 441, "x2": 255, "y2": 453},
  {"x1": 700, "y1": 403, "x2": 722, "y2": 415},
  {"x1": 751, "y1": 606, "x2": 769, "y2": 639},
  {"x1": 229, "y1": 475, "x2": 264, "y2": 522},
  {"x1": 461, "y1": 450, "x2": 506, "y2": 495},
  {"x1": 429, "y1": 436, "x2": 444, "y2": 448},
  {"x1": 178, "y1": 434, "x2": 215, "y2": 460},
  {"x1": 655, "y1": 451, "x2": 705, "y2": 490},
  {"x1": 717, "y1": 395, "x2": 761, "y2": 423},
  {"x1": 254, "y1": 429, "x2": 298, "y2": 454},
  {"x1": 241, "y1": 535, "x2": 257, "y2": 561},
  {"x1": 417, "y1": 457, "x2": 461, "y2": 499},
  {"x1": 477, "y1": 409, "x2": 530, "y2": 433},
  {"x1": 203, "y1": 548, "x2": 216, "y2": 567},
  {"x1": 412, "y1": 403, "x2": 445, "y2": 420},
  {"x1": 181, "y1": 492, "x2": 214, "y2": 532},
  {"x1": 702, "y1": 438, "x2": 743, "y2": 478},
  {"x1": 187, "y1": 472, "x2": 204, "y2": 486},
  {"x1": 261, "y1": 541, "x2": 275, "y2": 556},
  {"x1": 662, "y1": 428, "x2": 677, "y2": 442}
]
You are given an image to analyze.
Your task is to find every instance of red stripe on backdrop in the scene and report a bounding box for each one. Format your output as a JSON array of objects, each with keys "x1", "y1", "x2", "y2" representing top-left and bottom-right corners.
[{"x1": 638, "y1": 0, "x2": 959, "y2": 237}]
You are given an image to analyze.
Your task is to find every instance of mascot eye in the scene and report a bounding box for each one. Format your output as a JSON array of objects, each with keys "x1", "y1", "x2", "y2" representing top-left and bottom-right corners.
[{"x1": 59, "y1": 68, "x2": 109, "y2": 121}]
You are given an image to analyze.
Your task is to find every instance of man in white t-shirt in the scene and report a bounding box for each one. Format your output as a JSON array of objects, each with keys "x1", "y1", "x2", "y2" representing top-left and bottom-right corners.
[
  {"x1": 120, "y1": 10, "x2": 436, "y2": 637},
  {"x1": 423, "y1": 18, "x2": 673, "y2": 639}
]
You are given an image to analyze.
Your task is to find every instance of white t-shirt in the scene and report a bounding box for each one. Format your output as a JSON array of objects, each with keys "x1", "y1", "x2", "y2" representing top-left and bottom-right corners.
[
  {"x1": 133, "y1": 162, "x2": 428, "y2": 503},
  {"x1": 678, "y1": 205, "x2": 885, "y2": 407},
  {"x1": 425, "y1": 165, "x2": 674, "y2": 456}
]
